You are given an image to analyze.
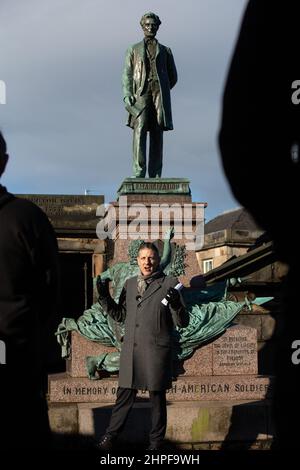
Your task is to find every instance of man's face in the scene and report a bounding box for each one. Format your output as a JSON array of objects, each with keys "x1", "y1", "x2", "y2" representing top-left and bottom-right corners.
[
  {"x1": 142, "y1": 18, "x2": 159, "y2": 39},
  {"x1": 137, "y1": 248, "x2": 160, "y2": 276}
]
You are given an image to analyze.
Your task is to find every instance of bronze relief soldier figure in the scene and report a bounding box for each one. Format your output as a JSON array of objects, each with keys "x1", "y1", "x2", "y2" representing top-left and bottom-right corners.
[{"x1": 122, "y1": 12, "x2": 177, "y2": 178}]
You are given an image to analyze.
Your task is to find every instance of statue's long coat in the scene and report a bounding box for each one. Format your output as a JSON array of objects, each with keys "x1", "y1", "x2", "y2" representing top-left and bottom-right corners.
[
  {"x1": 100, "y1": 273, "x2": 188, "y2": 391},
  {"x1": 122, "y1": 40, "x2": 177, "y2": 130}
]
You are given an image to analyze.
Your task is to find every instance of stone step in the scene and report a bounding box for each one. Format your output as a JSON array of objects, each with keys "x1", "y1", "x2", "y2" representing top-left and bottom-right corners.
[
  {"x1": 48, "y1": 399, "x2": 274, "y2": 444},
  {"x1": 67, "y1": 324, "x2": 258, "y2": 378},
  {"x1": 49, "y1": 373, "x2": 273, "y2": 403}
]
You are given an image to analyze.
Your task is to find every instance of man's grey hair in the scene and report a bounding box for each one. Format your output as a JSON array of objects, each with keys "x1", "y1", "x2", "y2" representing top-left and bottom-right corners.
[{"x1": 140, "y1": 12, "x2": 161, "y2": 28}]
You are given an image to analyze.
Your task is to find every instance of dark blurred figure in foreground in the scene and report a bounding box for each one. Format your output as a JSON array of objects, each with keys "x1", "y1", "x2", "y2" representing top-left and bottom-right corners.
[
  {"x1": 219, "y1": 0, "x2": 300, "y2": 449},
  {"x1": 0, "y1": 131, "x2": 59, "y2": 449}
]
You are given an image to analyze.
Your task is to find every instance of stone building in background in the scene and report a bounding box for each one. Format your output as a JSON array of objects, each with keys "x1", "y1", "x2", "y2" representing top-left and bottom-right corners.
[{"x1": 196, "y1": 207, "x2": 287, "y2": 283}]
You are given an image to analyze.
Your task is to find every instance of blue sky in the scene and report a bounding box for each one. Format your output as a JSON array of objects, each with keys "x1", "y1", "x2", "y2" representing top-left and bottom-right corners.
[{"x1": 0, "y1": 0, "x2": 248, "y2": 221}]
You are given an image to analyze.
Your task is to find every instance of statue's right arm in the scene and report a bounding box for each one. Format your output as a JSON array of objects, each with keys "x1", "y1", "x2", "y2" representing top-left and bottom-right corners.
[{"x1": 98, "y1": 283, "x2": 127, "y2": 324}]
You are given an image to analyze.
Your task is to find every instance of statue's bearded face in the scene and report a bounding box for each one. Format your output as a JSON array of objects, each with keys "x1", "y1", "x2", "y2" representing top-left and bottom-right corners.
[{"x1": 142, "y1": 18, "x2": 159, "y2": 38}]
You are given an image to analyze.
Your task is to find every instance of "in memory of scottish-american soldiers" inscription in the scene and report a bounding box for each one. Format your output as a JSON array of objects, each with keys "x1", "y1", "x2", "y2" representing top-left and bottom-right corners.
[{"x1": 49, "y1": 374, "x2": 272, "y2": 403}]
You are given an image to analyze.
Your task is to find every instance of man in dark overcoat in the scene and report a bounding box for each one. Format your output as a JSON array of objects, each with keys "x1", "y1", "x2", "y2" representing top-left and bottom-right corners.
[
  {"x1": 97, "y1": 242, "x2": 188, "y2": 451},
  {"x1": 0, "y1": 131, "x2": 59, "y2": 448},
  {"x1": 122, "y1": 12, "x2": 177, "y2": 177}
]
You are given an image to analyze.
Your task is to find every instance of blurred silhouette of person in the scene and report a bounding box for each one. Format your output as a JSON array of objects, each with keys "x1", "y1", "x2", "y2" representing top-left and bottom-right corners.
[
  {"x1": 0, "y1": 131, "x2": 59, "y2": 449},
  {"x1": 219, "y1": 0, "x2": 300, "y2": 449}
]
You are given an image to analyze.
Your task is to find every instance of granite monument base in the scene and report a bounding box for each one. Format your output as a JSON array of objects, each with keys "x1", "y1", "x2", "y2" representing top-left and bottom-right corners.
[
  {"x1": 49, "y1": 324, "x2": 274, "y2": 446},
  {"x1": 65, "y1": 324, "x2": 258, "y2": 378},
  {"x1": 48, "y1": 179, "x2": 274, "y2": 447},
  {"x1": 48, "y1": 399, "x2": 274, "y2": 448}
]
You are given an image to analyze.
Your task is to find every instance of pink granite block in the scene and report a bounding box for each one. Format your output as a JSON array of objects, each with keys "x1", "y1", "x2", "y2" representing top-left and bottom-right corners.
[
  {"x1": 179, "y1": 343, "x2": 213, "y2": 376},
  {"x1": 67, "y1": 331, "x2": 116, "y2": 378},
  {"x1": 212, "y1": 325, "x2": 258, "y2": 376}
]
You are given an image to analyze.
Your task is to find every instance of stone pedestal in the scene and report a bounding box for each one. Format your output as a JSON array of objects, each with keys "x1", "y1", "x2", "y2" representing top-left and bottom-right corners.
[
  {"x1": 106, "y1": 178, "x2": 207, "y2": 285},
  {"x1": 48, "y1": 324, "x2": 274, "y2": 446},
  {"x1": 66, "y1": 324, "x2": 258, "y2": 378},
  {"x1": 117, "y1": 177, "x2": 192, "y2": 199},
  {"x1": 48, "y1": 178, "x2": 274, "y2": 448},
  {"x1": 75, "y1": 400, "x2": 274, "y2": 446}
]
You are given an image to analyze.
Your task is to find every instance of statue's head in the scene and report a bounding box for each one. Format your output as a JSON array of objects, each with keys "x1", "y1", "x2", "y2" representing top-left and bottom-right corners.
[
  {"x1": 140, "y1": 12, "x2": 161, "y2": 39},
  {"x1": 128, "y1": 240, "x2": 145, "y2": 265},
  {"x1": 0, "y1": 131, "x2": 9, "y2": 179}
]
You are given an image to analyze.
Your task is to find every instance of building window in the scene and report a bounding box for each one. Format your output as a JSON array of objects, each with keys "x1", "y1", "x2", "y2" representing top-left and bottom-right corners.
[{"x1": 203, "y1": 259, "x2": 213, "y2": 273}]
